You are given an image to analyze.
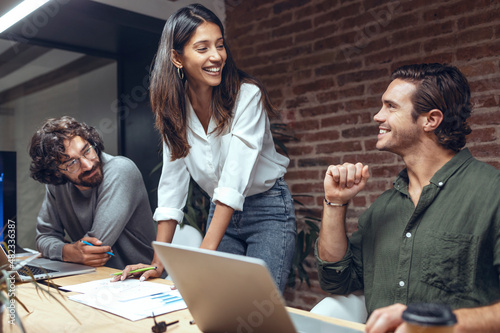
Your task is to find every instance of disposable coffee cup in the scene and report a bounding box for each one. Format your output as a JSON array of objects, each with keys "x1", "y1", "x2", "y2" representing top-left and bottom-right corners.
[{"x1": 402, "y1": 303, "x2": 457, "y2": 333}]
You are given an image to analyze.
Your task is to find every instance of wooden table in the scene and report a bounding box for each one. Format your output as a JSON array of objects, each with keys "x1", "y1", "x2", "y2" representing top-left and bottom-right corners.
[{"x1": 2, "y1": 267, "x2": 365, "y2": 332}]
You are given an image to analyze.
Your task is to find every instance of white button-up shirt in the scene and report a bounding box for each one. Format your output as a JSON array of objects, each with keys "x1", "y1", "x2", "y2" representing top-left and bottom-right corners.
[{"x1": 153, "y1": 83, "x2": 289, "y2": 223}]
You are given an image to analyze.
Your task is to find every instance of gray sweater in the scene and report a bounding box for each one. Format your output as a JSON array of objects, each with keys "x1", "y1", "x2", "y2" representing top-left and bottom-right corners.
[{"x1": 35, "y1": 153, "x2": 155, "y2": 269}]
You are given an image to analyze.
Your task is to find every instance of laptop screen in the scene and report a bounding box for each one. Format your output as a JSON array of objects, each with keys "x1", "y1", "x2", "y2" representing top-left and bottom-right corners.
[{"x1": 152, "y1": 242, "x2": 364, "y2": 333}]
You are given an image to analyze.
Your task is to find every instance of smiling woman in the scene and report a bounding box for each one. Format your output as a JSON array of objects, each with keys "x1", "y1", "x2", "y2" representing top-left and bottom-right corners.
[
  {"x1": 118, "y1": 3, "x2": 297, "y2": 294},
  {"x1": 170, "y1": 21, "x2": 227, "y2": 110}
]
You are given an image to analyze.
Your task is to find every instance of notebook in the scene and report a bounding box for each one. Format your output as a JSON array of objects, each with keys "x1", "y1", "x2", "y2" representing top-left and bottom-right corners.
[
  {"x1": 152, "y1": 241, "x2": 362, "y2": 333},
  {"x1": 0, "y1": 246, "x2": 96, "y2": 282}
]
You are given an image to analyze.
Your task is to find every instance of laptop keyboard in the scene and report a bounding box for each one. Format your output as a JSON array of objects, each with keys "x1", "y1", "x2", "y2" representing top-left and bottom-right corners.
[{"x1": 18, "y1": 264, "x2": 57, "y2": 277}]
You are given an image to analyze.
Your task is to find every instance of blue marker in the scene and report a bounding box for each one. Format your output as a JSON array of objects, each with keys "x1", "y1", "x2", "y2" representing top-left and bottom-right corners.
[{"x1": 80, "y1": 240, "x2": 114, "y2": 256}]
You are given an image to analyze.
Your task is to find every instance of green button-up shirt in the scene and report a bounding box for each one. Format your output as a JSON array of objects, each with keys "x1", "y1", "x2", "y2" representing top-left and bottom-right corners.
[{"x1": 316, "y1": 148, "x2": 500, "y2": 315}]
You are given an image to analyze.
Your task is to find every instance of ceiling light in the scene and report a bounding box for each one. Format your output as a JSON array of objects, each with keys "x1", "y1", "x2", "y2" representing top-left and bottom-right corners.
[{"x1": 0, "y1": 0, "x2": 50, "y2": 34}]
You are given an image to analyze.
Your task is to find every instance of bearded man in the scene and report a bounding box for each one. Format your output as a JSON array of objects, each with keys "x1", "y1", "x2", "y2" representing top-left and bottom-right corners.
[{"x1": 29, "y1": 116, "x2": 155, "y2": 269}]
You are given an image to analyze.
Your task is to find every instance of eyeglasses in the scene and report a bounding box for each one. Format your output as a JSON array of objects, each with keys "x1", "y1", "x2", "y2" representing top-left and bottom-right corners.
[{"x1": 59, "y1": 145, "x2": 98, "y2": 174}]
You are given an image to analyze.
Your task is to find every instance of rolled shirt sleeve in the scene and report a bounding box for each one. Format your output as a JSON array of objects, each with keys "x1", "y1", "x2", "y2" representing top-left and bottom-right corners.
[
  {"x1": 153, "y1": 143, "x2": 190, "y2": 223},
  {"x1": 315, "y1": 239, "x2": 364, "y2": 295},
  {"x1": 315, "y1": 220, "x2": 365, "y2": 296}
]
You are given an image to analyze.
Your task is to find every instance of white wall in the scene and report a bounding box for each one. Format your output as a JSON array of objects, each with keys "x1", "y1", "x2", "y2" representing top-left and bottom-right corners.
[
  {"x1": 0, "y1": 109, "x2": 15, "y2": 151},
  {"x1": 0, "y1": 62, "x2": 117, "y2": 249}
]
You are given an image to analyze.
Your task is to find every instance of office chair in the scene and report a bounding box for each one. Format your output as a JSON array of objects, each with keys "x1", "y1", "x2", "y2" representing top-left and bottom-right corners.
[
  {"x1": 165, "y1": 224, "x2": 203, "y2": 281},
  {"x1": 310, "y1": 291, "x2": 368, "y2": 323}
]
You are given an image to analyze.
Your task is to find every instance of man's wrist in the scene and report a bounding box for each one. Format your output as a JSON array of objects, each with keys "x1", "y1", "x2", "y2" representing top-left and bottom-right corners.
[
  {"x1": 62, "y1": 243, "x2": 74, "y2": 262},
  {"x1": 324, "y1": 198, "x2": 349, "y2": 207}
]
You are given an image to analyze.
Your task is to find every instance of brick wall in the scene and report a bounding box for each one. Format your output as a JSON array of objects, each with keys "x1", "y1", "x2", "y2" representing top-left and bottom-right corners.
[{"x1": 225, "y1": 0, "x2": 500, "y2": 310}]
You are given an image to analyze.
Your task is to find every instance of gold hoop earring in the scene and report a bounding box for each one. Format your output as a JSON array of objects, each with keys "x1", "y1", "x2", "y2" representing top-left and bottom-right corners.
[{"x1": 177, "y1": 67, "x2": 184, "y2": 80}]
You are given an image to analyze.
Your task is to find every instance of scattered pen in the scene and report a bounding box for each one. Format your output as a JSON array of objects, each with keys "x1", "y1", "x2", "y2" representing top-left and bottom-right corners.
[
  {"x1": 80, "y1": 240, "x2": 114, "y2": 256},
  {"x1": 111, "y1": 266, "x2": 157, "y2": 276}
]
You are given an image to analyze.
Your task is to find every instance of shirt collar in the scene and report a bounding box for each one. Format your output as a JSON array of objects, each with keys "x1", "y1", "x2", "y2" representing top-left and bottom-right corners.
[{"x1": 393, "y1": 148, "x2": 473, "y2": 192}]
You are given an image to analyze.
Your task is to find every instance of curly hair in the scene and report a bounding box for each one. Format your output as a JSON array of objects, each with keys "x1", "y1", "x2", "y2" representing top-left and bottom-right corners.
[
  {"x1": 391, "y1": 63, "x2": 472, "y2": 152},
  {"x1": 29, "y1": 116, "x2": 105, "y2": 185}
]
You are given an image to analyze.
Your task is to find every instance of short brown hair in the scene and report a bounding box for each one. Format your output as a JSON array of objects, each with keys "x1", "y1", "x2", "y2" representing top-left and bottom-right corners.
[{"x1": 391, "y1": 63, "x2": 472, "y2": 152}]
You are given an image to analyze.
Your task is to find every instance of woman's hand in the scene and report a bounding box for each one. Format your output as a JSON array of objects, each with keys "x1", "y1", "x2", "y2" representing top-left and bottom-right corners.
[{"x1": 111, "y1": 263, "x2": 163, "y2": 282}]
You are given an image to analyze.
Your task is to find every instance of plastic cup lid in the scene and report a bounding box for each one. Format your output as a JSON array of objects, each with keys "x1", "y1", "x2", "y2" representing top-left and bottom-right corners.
[{"x1": 402, "y1": 303, "x2": 457, "y2": 326}]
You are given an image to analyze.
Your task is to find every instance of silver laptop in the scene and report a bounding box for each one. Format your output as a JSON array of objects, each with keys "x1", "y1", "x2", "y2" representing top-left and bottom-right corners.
[
  {"x1": 1, "y1": 246, "x2": 95, "y2": 282},
  {"x1": 152, "y1": 241, "x2": 362, "y2": 333}
]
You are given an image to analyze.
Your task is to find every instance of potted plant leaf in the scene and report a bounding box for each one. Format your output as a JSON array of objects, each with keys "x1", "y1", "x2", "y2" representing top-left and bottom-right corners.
[{"x1": 0, "y1": 246, "x2": 80, "y2": 333}]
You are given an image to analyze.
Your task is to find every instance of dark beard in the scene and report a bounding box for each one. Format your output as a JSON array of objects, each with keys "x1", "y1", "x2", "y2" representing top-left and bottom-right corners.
[{"x1": 74, "y1": 162, "x2": 104, "y2": 188}]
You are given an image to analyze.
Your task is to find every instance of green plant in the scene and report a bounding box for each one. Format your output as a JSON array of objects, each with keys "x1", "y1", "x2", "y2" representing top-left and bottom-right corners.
[
  {"x1": 287, "y1": 197, "x2": 320, "y2": 288},
  {"x1": 0, "y1": 267, "x2": 26, "y2": 332},
  {"x1": 149, "y1": 163, "x2": 210, "y2": 234},
  {"x1": 180, "y1": 180, "x2": 210, "y2": 234},
  {"x1": 270, "y1": 123, "x2": 297, "y2": 157},
  {"x1": 0, "y1": 247, "x2": 80, "y2": 332}
]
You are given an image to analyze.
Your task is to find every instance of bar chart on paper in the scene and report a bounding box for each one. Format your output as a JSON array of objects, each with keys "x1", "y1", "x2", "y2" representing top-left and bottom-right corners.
[
  {"x1": 121, "y1": 290, "x2": 185, "y2": 318},
  {"x1": 62, "y1": 278, "x2": 187, "y2": 321}
]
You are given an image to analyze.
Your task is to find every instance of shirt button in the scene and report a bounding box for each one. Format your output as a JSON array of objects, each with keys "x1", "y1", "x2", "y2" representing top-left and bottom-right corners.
[
  {"x1": 406, "y1": 232, "x2": 412, "y2": 238},
  {"x1": 438, "y1": 181, "x2": 444, "y2": 187},
  {"x1": 399, "y1": 281, "x2": 405, "y2": 287}
]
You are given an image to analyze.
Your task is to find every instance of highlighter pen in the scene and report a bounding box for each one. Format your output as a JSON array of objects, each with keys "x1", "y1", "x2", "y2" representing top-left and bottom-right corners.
[
  {"x1": 80, "y1": 240, "x2": 114, "y2": 256},
  {"x1": 111, "y1": 266, "x2": 157, "y2": 276}
]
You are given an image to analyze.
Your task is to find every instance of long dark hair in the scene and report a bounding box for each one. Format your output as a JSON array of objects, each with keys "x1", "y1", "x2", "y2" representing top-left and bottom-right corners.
[
  {"x1": 391, "y1": 63, "x2": 472, "y2": 152},
  {"x1": 29, "y1": 116, "x2": 104, "y2": 185},
  {"x1": 150, "y1": 3, "x2": 276, "y2": 160}
]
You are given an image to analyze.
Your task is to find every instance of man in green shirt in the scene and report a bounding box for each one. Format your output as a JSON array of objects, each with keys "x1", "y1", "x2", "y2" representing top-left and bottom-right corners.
[{"x1": 316, "y1": 63, "x2": 500, "y2": 332}]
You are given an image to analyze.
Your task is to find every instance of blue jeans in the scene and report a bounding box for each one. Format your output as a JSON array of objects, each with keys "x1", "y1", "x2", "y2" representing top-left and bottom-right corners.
[{"x1": 207, "y1": 178, "x2": 296, "y2": 293}]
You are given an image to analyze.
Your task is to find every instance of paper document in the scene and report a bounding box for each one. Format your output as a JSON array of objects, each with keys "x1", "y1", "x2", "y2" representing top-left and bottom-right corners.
[
  {"x1": 61, "y1": 278, "x2": 187, "y2": 321},
  {"x1": 15, "y1": 248, "x2": 40, "y2": 258}
]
